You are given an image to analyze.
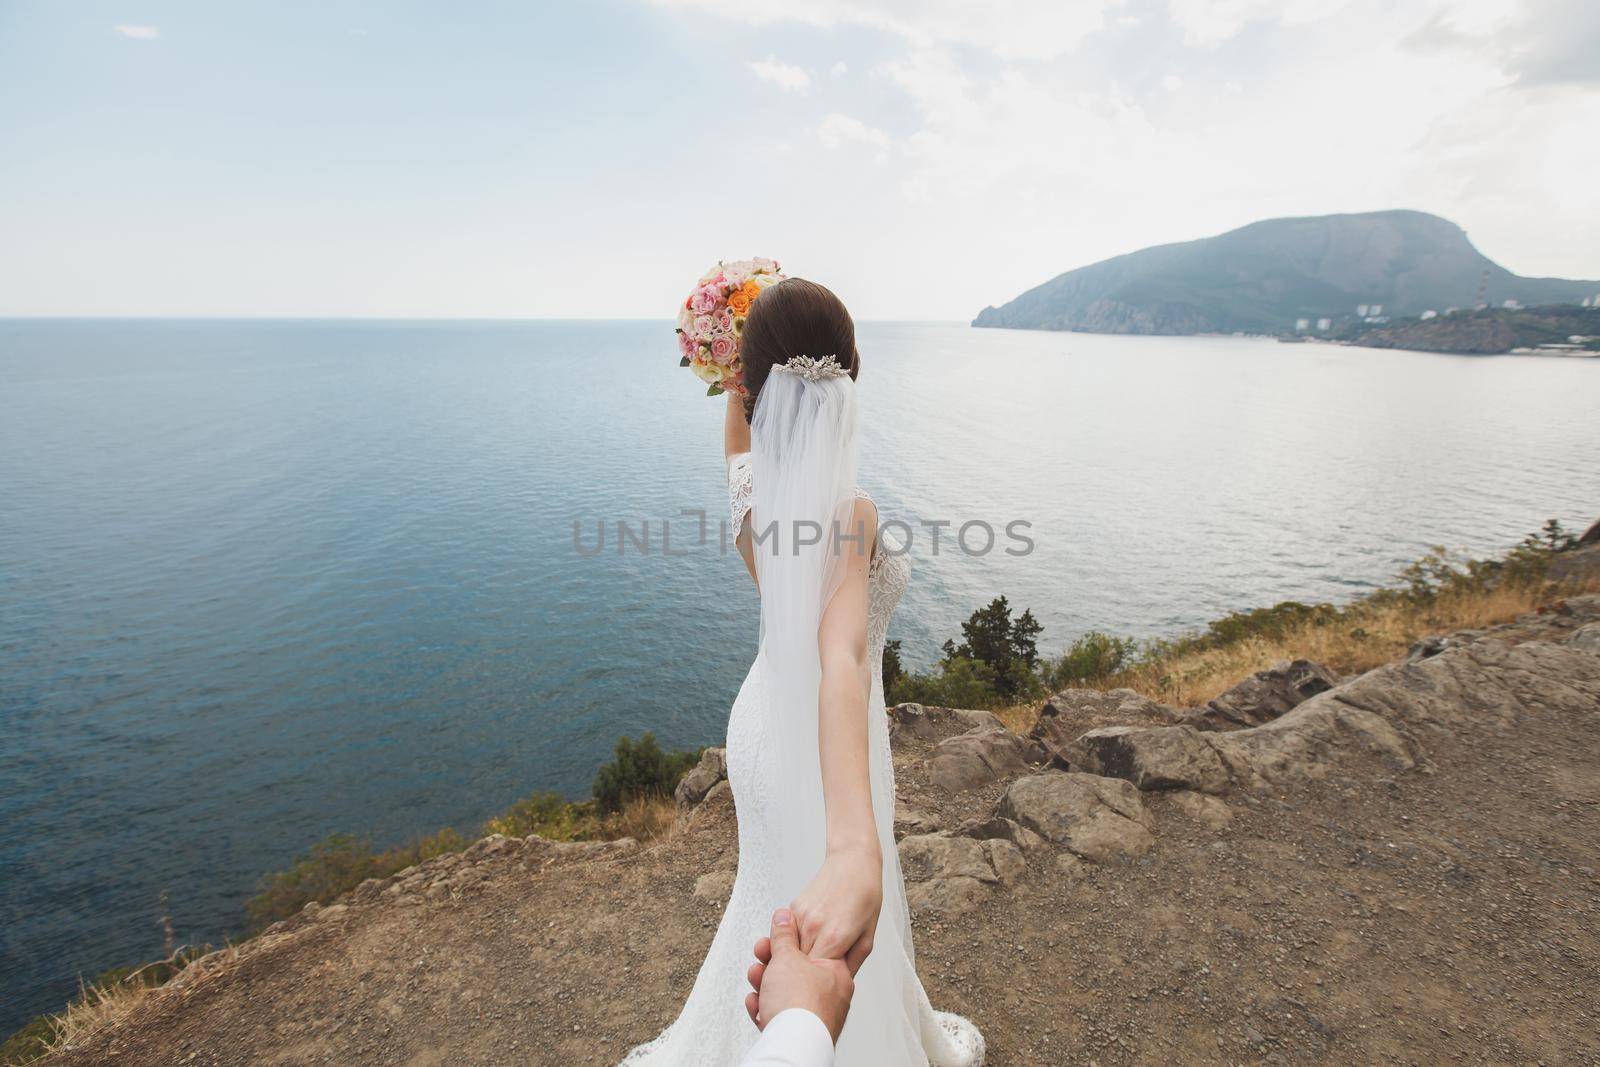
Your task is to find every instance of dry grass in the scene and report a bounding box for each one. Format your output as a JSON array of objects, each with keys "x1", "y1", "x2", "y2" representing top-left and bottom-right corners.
[
  {"x1": 602, "y1": 794, "x2": 680, "y2": 842},
  {"x1": 986, "y1": 576, "x2": 1598, "y2": 732},
  {"x1": 44, "y1": 975, "x2": 151, "y2": 1055},
  {"x1": 992, "y1": 702, "x2": 1039, "y2": 735},
  {"x1": 36, "y1": 947, "x2": 235, "y2": 1061},
  {"x1": 1119, "y1": 578, "x2": 1596, "y2": 707}
]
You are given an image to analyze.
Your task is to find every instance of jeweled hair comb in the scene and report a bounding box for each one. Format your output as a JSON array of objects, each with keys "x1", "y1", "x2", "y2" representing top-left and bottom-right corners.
[{"x1": 773, "y1": 354, "x2": 848, "y2": 382}]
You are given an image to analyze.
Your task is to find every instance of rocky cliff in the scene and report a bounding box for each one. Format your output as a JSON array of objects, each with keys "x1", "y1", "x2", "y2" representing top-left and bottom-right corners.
[{"x1": 38, "y1": 598, "x2": 1600, "y2": 1066}]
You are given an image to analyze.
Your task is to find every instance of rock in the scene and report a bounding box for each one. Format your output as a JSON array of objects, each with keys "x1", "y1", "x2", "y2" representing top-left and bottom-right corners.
[
  {"x1": 898, "y1": 830, "x2": 1027, "y2": 915},
  {"x1": 1170, "y1": 635, "x2": 1600, "y2": 793},
  {"x1": 675, "y1": 747, "x2": 727, "y2": 810},
  {"x1": 463, "y1": 834, "x2": 516, "y2": 861},
  {"x1": 315, "y1": 904, "x2": 350, "y2": 922},
  {"x1": 1030, "y1": 688, "x2": 1180, "y2": 764},
  {"x1": 1548, "y1": 543, "x2": 1600, "y2": 585},
  {"x1": 1570, "y1": 623, "x2": 1600, "y2": 654},
  {"x1": 953, "y1": 815, "x2": 1048, "y2": 854},
  {"x1": 1579, "y1": 518, "x2": 1600, "y2": 546},
  {"x1": 997, "y1": 773, "x2": 1156, "y2": 863},
  {"x1": 693, "y1": 869, "x2": 735, "y2": 901},
  {"x1": 1067, "y1": 725, "x2": 1234, "y2": 794},
  {"x1": 893, "y1": 800, "x2": 943, "y2": 839},
  {"x1": 1161, "y1": 789, "x2": 1233, "y2": 830},
  {"x1": 982, "y1": 840, "x2": 1027, "y2": 886},
  {"x1": 897, "y1": 834, "x2": 996, "y2": 883},
  {"x1": 905, "y1": 876, "x2": 990, "y2": 916},
  {"x1": 889, "y1": 703, "x2": 1006, "y2": 743},
  {"x1": 1407, "y1": 635, "x2": 1452, "y2": 661},
  {"x1": 928, "y1": 727, "x2": 1031, "y2": 791},
  {"x1": 1183, "y1": 660, "x2": 1339, "y2": 729},
  {"x1": 1062, "y1": 723, "x2": 1235, "y2": 796}
]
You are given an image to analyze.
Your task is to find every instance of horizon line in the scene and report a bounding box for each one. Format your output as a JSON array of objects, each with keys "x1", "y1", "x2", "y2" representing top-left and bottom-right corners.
[{"x1": 0, "y1": 315, "x2": 974, "y2": 325}]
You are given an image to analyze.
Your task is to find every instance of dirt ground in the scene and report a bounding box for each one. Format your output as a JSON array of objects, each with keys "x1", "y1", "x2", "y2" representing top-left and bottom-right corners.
[{"x1": 45, "y1": 610, "x2": 1600, "y2": 1066}]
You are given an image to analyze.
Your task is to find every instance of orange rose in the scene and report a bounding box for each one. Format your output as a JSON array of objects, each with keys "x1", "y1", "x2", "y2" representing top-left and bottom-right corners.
[{"x1": 728, "y1": 279, "x2": 763, "y2": 316}]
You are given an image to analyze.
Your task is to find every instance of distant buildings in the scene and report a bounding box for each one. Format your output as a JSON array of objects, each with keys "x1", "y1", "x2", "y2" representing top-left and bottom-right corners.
[
  {"x1": 1421, "y1": 309, "x2": 1438, "y2": 319},
  {"x1": 1295, "y1": 318, "x2": 1310, "y2": 332},
  {"x1": 1502, "y1": 299, "x2": 1521, "y2": 309},
  {"x1": 1317, "y1": 317, "x2": 1332, "y2": 331}
]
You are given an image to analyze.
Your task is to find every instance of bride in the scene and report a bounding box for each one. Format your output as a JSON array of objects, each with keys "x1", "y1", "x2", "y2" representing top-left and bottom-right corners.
[{"x1": 623, "y1": 278, "x2": 984, "y2": 1065}]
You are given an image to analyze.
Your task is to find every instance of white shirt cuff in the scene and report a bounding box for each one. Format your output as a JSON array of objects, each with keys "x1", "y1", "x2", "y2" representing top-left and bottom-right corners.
[{"x1": 743, "y1": 1008, "x2": 835, "y2": 1067}]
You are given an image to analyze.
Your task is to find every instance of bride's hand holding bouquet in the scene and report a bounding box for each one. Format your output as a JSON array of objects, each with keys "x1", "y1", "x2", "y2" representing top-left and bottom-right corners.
[{"x1": 676, "y1": 258, "x2": 785, "y2": 397}]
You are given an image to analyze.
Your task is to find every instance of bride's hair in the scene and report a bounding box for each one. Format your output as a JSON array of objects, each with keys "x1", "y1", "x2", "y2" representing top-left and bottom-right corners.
[{"x1": 740, "y1": 278, "x2": 860, "y2": 421}]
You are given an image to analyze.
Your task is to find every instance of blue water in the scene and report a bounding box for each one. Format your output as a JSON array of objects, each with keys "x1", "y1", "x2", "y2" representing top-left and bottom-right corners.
[{"x1": 2, "y1": 318, "x2": 1597, "y2": 1033}]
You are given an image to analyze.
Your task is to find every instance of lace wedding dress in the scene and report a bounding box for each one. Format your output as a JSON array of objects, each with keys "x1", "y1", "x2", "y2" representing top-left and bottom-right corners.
[{"x1": 620, "y1": 452, "x2": 984, "y2": 1066}]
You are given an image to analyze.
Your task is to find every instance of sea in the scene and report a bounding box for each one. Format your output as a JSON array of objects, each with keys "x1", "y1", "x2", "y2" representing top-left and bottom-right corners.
[{"x1": 2, "y1": 318, "x2": 1597, "y2": 1033}]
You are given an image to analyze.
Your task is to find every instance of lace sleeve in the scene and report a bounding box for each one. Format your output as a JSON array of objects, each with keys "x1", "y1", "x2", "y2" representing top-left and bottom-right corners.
[{"x1": 727, "y1": 452, "x2": 753, "y2": 535}]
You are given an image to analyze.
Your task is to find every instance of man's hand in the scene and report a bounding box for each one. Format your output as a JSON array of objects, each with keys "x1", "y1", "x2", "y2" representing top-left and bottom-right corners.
[{"x1": 744, "y1": 908, "x2": 854, "y2": 1043}]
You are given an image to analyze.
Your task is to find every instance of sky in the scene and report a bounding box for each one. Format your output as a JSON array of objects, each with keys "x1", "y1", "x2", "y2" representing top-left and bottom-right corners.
[{"x1": 0, "y1": 0, "x2": 1596, "y2": 319}]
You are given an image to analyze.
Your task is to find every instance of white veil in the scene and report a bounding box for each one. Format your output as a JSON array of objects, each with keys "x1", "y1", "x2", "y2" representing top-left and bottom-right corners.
[{"x1": 749, "y1": 357, "x2": 860, "y2": 900}]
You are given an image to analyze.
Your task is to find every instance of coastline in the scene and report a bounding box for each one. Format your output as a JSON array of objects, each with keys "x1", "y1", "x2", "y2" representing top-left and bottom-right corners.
[{"x1": 7, "y1": 525, "x2": 1597, "y2": 1064}]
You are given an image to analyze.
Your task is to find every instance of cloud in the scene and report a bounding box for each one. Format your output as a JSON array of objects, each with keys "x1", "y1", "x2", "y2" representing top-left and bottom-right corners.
[
  {"x1": 650, "y1": 0, "x2": 1121, "y2": 60},
  {"x1": 1165, "y1": 0, "x2": 1336, "y2": 47},
  {"x1": 816, "y1": 113, "x2": 890, "y2": 152},
  {"x1": 746, "y1": 56, "x2": 811, "y2": 92},
  {"x1": 1404, "y1": 0, "x2": 1600, "y2": 88},
  {"x1": 829, "y1": 61, "x2": 849, "y2": 78},
  {"x1": 114, "y1": 25, "x2": 160, "y2": 40}
]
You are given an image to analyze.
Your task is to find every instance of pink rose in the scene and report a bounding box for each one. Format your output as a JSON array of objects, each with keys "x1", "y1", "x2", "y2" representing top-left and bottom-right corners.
[
  {"x1": 690, "y1": 284, "x2": 721, "y2": 315},
  {"x1": 713, "y1": 309, "x2": 734, "y2": 336},
  {"x1": 693, "y1": 314, "x2": 715, "y2": 339},
  {"x1": 710, "y1": 335, "x2": 735, "y2": 363},
  {"x1": 678, "y1": 331, "x2": 697, "y2": 358}
]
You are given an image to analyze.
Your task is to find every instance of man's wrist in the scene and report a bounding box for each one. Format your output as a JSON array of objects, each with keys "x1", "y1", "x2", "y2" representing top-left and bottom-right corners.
[{"x1": 763, "y1": 1007, "x2": 837, "y2": 1049}]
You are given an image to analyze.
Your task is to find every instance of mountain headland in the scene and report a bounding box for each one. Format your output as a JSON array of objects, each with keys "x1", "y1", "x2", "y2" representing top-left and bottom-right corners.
[{"x1": 974, "y1": 210, "x2": 1600, "y2": 339}]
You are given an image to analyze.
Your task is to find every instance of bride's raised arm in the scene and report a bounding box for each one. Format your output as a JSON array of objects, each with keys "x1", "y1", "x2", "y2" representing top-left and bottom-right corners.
[
  {"x1": 789, "y1": 496, "x2": 883, "y2": 975},
  {"x1": 724, "y1": 390, "x2": 751, "y2": 460}
]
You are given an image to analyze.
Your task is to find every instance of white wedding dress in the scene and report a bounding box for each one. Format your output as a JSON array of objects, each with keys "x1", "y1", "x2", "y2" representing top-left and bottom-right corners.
[{"x1": 620, "y1": 452, "x2": 985, "y2": 1067}]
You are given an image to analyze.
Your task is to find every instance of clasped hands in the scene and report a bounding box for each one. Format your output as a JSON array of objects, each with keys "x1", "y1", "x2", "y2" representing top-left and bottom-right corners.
[{"x1": 744, "y1": 847, "x2": 881, "y2": 1038}]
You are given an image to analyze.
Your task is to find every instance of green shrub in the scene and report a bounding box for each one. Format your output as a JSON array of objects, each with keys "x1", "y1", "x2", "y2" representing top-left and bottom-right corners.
[
  {"x1": 881, "y1": 638, "x2": 906, "y2": 696},
  {"x1": 1195, "y1": 600, "x2": 1340, "y2": 649},
  {"x1": 889, "y1": 654, "x2": 1001, "y2": 708},
  {"x1": 591, "y1": 733, "x2": 702, "y2": 815},
  {"x1": 1041, "y1": 630, "x2": 1140, "y2": 689},
  {"x1": 482, "y1": 790, "x2": 596, "y2": 841},
  {"x1": 940, "y1": 596, "x2": 1042, "y2": 701}
]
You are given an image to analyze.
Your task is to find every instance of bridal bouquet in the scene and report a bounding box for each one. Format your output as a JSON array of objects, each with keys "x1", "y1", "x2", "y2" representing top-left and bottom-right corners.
[{"x1": 676, "y1": 258, "x2": 785, "y2": 397}]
